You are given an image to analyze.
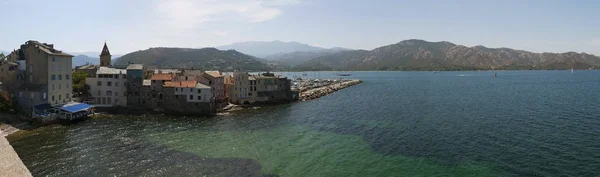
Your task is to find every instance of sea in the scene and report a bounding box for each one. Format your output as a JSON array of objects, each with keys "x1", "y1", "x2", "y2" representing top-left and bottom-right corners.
[{"x1": 7, "y1": 70, "x2": 600, "y2": 177}]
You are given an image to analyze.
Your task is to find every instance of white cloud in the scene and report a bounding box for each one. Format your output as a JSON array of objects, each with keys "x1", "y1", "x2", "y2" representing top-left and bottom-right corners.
[{"x1": 154, "y1": 0, "x2": 299, "y2": 30}]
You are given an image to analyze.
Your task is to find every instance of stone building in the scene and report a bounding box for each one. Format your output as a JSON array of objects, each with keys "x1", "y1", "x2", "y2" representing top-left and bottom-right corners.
[
  {"x1": 126, "y1": 64, "x2": 144, "y2": 108},
  {"x1": 202, "y1": 71, "x2": 225, "y2": 108},
  {"x1": 161, "y1": 80, "x2": 214, "y2": 115},
  {"x1": 85, "y1": 67, "x2": 128, "y2": 107},
  {"x1": 230, "y1": 72, "x2": 253, "y2": 105},
  {"x1": 99, "y1": 42, "x2": 112, "y2": 67}
]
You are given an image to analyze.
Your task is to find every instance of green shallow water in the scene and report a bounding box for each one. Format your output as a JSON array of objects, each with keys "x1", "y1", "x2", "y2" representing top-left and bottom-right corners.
[{"x1": 7, "y1": 71, "x2": 600, "y2": 176}]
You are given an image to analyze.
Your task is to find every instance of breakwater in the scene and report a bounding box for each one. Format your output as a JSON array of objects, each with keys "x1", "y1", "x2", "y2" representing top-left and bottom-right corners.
[{"x1": 299, "y1": 80, "x2": 362, "y2": 101}]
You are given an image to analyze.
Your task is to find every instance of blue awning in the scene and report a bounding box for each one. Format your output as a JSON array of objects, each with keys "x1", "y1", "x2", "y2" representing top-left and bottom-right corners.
[{"x1": 60, "y1": 103, "x2": 93, "y2": 113}]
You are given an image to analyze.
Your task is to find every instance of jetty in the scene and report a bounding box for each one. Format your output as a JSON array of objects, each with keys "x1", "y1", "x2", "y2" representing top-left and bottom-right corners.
[
  {"x1": 296, "y1": 79, "x2": 362, "y2": 101},
  {"x1": 1, "y1": 129, "x2": 32, "y2": 177}
]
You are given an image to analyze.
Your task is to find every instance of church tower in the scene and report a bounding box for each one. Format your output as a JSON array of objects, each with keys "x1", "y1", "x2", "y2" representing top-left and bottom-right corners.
[{"x1": 100, "y1": 42, "x2": 111, "y2": 66}]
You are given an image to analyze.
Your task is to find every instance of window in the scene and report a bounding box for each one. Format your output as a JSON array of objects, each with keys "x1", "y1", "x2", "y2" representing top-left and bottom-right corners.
[
  {"x1": 52, "y1": 75, "x2": 56, "y2": 80},
  {"x1": 115, "y1": 82, "x2": 119, "y2": 86},
  {"x1": 66, "y1": 74, "x2": 70, "y2": 80},
  {"x1": 30, "y1": 92, "x2": 34, "y2": 99},
  {"x1": 198, "y1": 89, "x2": 201, "y2": 93},
  {"x1": 190, "y1": 95, "x2": 193, "y2": 100},
  {"x1": 249, "y1": 93, "x2": 252, "y2": 96},
  {"x1": 107, "y1": 82, "x2": 112, "y2": 86},
  {"x1": 43, "y1": 93, "x2": 47, "y2": 99},
  {"x1": 97, "y1": 81, "x2": 102, "y2": 86},
  {"x1": 107, "y1": 91, "x2": 112, "y2": 96},
  {"x1": 52, "y1": 95, "x2": 54, "y2": 101},
  {"x1": 66, "y1": 93, "x2": 70, "y2": 98},
  {"x1": 209, "y1": 81, "x2": 212, "y2": 85},
  {"x1": 152, "y1": 80, "x2": 156, "y2": 84},
  {"x1": 59, "y1": 94, "x2": 62, "y2": 100},
  {"x1": 123, "y1": 75, "x2": 126, "y2": 79},
  {"x1": 52, "y1": 64, "x2": 55, "y2": 71},
  {"x1": 98, "y1": 91, "x2": 101, "y2": 96},
  {"x1": 175, "y1": 95, "x2": 178, "y2": 99},
  {"x1": 107, "y1": 97, "x2": 112, "y2": 104},
  {"x1": 190, "y1": 88, "x2": 193, "y2": 92},
  {"x1": 115, "y1": 92, "x2": 118, "y2": 97},
  {"x1": 198, "y1": 96, "x2": 201, "y2": 100}
]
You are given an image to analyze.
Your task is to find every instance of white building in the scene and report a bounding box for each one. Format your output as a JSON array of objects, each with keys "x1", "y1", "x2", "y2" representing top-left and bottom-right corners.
[
  {"x1": 165, "y1": 80, "x2": 212, "y2": 103},
  {"x1": 85, "y1": 67, "x2": 128, "y2": 107}
]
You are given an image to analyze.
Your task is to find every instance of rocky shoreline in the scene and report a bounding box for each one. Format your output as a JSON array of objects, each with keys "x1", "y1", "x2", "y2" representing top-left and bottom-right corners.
[{"x1": 299, "y1": 80, "x2": 362, "y2": 101}]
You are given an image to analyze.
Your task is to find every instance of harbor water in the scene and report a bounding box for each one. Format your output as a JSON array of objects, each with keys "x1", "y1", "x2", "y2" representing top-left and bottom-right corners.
[{"x1": 7, "y1": 71, "x2": 600, "y2": 176}]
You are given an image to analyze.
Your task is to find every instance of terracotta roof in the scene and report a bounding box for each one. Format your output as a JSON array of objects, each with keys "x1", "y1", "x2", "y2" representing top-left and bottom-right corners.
[
  {"x1": 35, "y1": 43, "x2": 73, "y2": 57},
  {"x1": 164, "y1": 80, "x2": 197, "y2": 88},
  {"x1": 205, "y1": 71, "x2": 223, "y2": 77},
  {"x1": 151, "y1": 73, "x2": 173, "y2": 81}
]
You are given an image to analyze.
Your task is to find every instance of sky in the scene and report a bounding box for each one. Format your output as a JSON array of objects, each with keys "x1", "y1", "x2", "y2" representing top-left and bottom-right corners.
[{"x1": 1, "y1": 0, "x2": 599, "y2": 55}]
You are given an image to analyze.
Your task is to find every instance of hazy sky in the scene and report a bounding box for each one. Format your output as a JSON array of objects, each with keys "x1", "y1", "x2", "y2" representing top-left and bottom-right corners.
[{"x1": 1, "y1": 0, "x2": 599, "y2": 55}]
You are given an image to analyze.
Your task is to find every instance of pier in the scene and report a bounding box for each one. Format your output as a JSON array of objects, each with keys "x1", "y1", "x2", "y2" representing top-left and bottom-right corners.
[
  {"x1": 1, "y1": 130, "x2": 32, "y2": 177},
  {"x1": 295, "y1": 79, "x2": 362, "y2": 101}
]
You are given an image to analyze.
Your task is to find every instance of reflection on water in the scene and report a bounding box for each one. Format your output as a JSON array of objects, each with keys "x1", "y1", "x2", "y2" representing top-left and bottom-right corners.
[{"x1": 8, "y1": 71, "x2": 600, "y2": 176}]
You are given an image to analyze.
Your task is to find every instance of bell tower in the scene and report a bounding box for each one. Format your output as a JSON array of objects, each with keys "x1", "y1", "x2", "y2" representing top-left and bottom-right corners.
[{"x1": 100, "y1": 42, "x2": 111, "y2": 66}]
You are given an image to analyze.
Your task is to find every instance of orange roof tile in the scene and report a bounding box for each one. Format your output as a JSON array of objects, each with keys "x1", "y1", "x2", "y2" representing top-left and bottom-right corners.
[
  {"x1": 151, "y1": 73, "x2": 173, "y2": 81},
  {"x1": 164, "y1": 80, "x2": 198, "y2": 88}
]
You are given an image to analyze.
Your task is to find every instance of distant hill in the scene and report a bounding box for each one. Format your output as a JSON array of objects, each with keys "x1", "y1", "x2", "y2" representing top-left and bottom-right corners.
[
  {"x1": 71, "y1": 55, "x2": 121, "y2": 68},
  {"x1": 296, "y1": 39, "x2": 600, "y2": 71},
  {"x1": 264, "y1": 48, "x2": 351, "y2": 66},
  {"x1": 113, "y1": 47, "x2": 271, "y2": 71},
  {"x1": 216, "y1": 41, "x2": 326, "y2": 58},
  {"x1": 70, "y1": 52, "x2": 122, "y2": 59}
]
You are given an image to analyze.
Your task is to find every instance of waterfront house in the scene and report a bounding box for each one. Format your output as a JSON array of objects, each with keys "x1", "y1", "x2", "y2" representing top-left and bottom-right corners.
[
  {"x1": 85, "y1": 67, "x2": 128, "y2": 107},
  {"x1": 6, "y1": 40, "x2": 92, "y2": 120},
  {"x1": 253, "y1": 72, "x2": 295, "y2": 103},
  {"x1": 161, "y1": 80, "x2": 214, "y2": 115},
  {"x1": 230, "y1": 72, "x2": 253, "y2": 105},
  {"x1": 126, "y1": 64, "x2": 144, "y2": 108},
  {"x1": 202, "y1": 71, "x2": 226, "y2": 108}
]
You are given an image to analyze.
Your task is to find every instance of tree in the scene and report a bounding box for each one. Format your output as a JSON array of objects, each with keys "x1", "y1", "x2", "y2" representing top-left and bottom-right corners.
[
  {"x1": 72, "y1": 71, "x2": 90, "y2": 96},
  {"x1": 0, "y1": 53, "x2": 5, "y2": 61}
]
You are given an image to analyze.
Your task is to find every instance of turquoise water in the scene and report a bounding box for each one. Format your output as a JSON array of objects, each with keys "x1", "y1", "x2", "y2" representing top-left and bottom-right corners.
[{"x1": 7, "y1": 70, "x2": 600, "y2": 176}]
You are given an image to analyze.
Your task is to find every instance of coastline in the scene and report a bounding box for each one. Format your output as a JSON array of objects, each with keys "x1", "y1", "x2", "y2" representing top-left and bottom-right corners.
[{"x1": 1, "y1": 129, "x2": 33, "y2": 177}]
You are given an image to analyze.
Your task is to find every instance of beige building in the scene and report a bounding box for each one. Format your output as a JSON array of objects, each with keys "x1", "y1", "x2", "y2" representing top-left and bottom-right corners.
[
  {"x1": 85, "y1": 67, "x2": 128, "y2": 107},
  {"x1": 3, "y1": 41, "x2": 74, "y2": 116},
  {"x1": 230, "y1": 72, "x2": 254, "y2": 104}
]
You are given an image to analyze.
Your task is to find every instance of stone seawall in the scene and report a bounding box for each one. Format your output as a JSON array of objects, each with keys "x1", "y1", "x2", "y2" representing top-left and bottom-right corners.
[
  {"x1": 299, "y1": 80, "x2": 362, "y2": 101},
  {"x1": 0, "y1": 133, "x2": 32, "y2": 177}
]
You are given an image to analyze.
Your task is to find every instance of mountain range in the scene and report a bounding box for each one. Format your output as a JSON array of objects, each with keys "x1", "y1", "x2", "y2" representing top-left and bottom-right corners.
[
  {"x1": 216, "y1": 41, "x2": 347, "y2": 58},
  {"x1": 296, "y1": 39, "x2": 600, "y2": 71},
  {"x1": 113, "y1": 47, "x2": 272, "y2": 71}
]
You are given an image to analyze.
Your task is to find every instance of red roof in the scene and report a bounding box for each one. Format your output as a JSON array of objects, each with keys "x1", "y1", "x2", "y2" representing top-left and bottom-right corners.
[
  {"x1": 164, "y1": 80, "x2": 197, "y2": 88},
  {"x1": 151, "y1": 73, "x2": 173, "y2": 81}
]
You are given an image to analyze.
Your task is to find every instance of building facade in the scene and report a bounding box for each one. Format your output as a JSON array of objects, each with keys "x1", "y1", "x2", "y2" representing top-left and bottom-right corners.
[
  {"x1": 230, "y1": 72, "x2": 253, "y2": 104},
  {"x1": 85, "y1": 67, "x2": 128, "y2": 107},
  {"x1": 202, "y1": 71, "x2": 225, "y2": 108},
  {"x1": 126, "y1": 64, "x2": 144, "y2": 108}
]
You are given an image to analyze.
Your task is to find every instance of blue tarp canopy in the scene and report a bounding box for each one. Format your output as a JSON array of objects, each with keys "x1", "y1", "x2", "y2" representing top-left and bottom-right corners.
[{"x1": 60, "y1": 103, "x2": 93, "y2": 113}]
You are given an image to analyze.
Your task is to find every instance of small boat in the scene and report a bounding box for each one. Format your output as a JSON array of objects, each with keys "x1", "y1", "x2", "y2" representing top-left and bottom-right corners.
[
  {"x1": 336, "y1": 73, "x2": 351, "y2": 76},
  {"x1": 571, "y1": 68, "x2": 574, "y2": 74},
  {"x1": 494, "y1": 73, "x2": 497, "y2": 78}
]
